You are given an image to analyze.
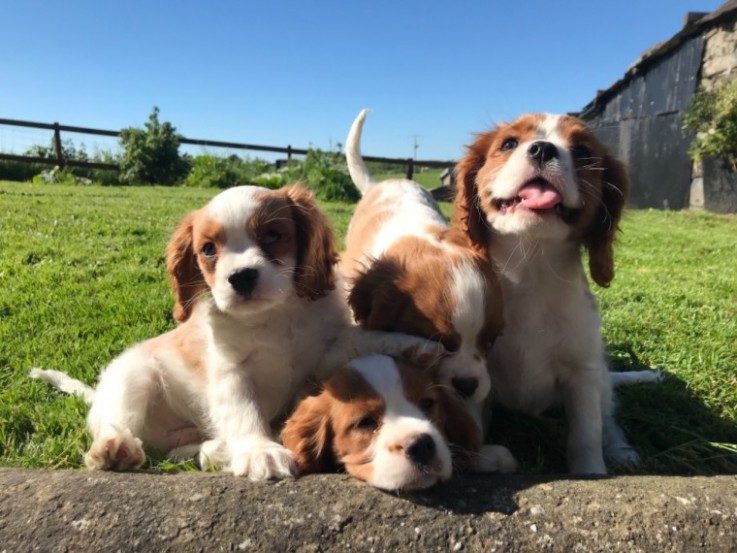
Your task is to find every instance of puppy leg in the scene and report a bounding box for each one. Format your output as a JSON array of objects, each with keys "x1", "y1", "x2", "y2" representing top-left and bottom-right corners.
[
  {"x1": 465, "y1": 401, "x2": 519, "y2": 474},
  {"x1": 207, "y1": 362, "x2": 296, "y2": 481},
  {"x1": 601, "y1": 378, "x2": 640, "y2": 466},
  {"x1": 85, "y1": 347, "x2": 157, "y2": 471},
  {"x1": 318, "y1": 327, "x2": 444, "y2": 377},
  {"x1": 562, "y1": 370, "x2": 607, "y2": 474}
]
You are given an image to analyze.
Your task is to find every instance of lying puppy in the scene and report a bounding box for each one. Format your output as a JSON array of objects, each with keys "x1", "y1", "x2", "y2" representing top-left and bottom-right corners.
[
  {"x1": 282, "y1": 354, "x2": 480, "y2": 491},
  {"x1": 454, "y1": 113, "x2": 660, "y2": 474},
  {"x1": 31, "y1": 184, "x2": 437, "y2": 480},
  {"x1": 342, "y1": 110, "x2": 502, "y2": 405}
]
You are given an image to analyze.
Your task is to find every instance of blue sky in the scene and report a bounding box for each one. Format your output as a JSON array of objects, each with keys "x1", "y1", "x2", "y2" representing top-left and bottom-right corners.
[{"x1": 0, "y1": 0, "x2": 726, "y2": 161}]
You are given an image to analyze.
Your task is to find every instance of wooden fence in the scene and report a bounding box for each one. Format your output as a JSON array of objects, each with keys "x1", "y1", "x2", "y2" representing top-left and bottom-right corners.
[{"x1": 0, "y1": 117, "x2": 455, "y2": 179}]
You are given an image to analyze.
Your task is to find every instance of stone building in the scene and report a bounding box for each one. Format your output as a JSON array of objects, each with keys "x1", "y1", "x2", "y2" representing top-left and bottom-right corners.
[{"x1": 579, "y1": 0, "x2": 737, "y2": 212}]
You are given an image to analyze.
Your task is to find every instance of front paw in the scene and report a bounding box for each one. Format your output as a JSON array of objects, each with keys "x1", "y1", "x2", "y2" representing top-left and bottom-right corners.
[
  {"x1": 229, "y1": 439, "x2": 296, "y2": 481},
  {"x1": 85, "y1": 427, "x2": 145, "y2": 471},
  {"x1": 474, "y1": 444, "x2": 518, "y2": 474}
]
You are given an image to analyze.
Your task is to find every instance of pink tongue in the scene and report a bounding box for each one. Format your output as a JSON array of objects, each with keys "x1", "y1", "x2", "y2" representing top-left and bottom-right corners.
[{"x1": 518, "y1": 181, "x2": 562, "y2": 210}]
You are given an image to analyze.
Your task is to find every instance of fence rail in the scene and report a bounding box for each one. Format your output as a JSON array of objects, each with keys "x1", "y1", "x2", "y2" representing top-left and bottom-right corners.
[{"x1": 0, "y1": 116, "x2": 455, "y2": 179}]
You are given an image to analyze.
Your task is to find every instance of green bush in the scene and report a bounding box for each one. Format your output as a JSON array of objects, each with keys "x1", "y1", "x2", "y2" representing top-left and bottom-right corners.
[
  {"x1": 119, "y1": 107, "x2": 190, "y2": 185},
  {"x1": 683, "y1": 76, "x2": 737, "y2": 171},
  {"x1": 283, "y1": 148, "x2": 360, "y2": 202},
  {"x1": 184, "y1": 155, "x2": 274, "y2": 188}
]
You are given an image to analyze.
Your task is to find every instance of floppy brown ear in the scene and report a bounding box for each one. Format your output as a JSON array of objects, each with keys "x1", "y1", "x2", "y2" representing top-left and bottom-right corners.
[
  {"x1": 281, "y1": 393, "x2": 335, "y2": 474},
  {"x1": 586, "y1": 154, "x2": 630, "y2": 287},
  {"x1": 348, "y1": 261, "x2": 403, "y2": 330},
  {"x1": 283, "y1": 184, "x2": 339, "y2": 300},
  {"x1": 453, "y1": 132, "x2": 496, "y2": 252},
  {"x1": 439, "y1": 389, "x2": 482, "y2": 470},
  {"x1": 166, "y1": 212, "x2": 206, "y2": 322}
]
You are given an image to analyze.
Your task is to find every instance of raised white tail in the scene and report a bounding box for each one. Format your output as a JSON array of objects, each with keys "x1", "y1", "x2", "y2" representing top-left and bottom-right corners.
[
  {"x1": 30, "y1": 368, "x2": 95, "y2": 403},
  {"x1": 345, "y1": 109, "x2": 375, "y2": 195}
]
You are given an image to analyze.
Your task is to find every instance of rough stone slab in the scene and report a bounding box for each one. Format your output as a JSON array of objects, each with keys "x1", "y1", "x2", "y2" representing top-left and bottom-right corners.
[{"x1": 1, "y1": 468, "x2": 736, "y2": 552}]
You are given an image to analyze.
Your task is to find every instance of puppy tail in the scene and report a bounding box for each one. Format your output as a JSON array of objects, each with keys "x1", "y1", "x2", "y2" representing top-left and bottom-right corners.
[
  {"x1": 30, "y1": 368, "x2": 95, "y2": 404},
  {"x1": 610, "y1": 369, "x2": 662, "y2": 388},
  {"x1": 345, "y1": 108, "x2": 374, "y2": 195}
]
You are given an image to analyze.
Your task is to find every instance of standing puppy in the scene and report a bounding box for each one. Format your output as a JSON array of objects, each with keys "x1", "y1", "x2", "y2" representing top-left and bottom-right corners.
[
  {"x1": 341, "y1": 110, "x2": 516, "y2": 474},
  {"x1": 32, "y1": 184, "x2": 437, "y2": 480},
  {"x1": 454, "y1": 113, "x2": 659, "y2": 474}
]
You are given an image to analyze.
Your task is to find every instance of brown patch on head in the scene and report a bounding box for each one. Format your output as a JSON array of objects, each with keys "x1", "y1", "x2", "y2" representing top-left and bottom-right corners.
[
  {"x1": 245, "y1": 193, "x2": 301, "y2": 265},
  {"x1": 282, "y1": 368, "x2": 385, "y2": 481},
  {"x1": 348, "y1": 239, "x2": 461, "y2": 352},
  {"x1": 276, "y1": 184, "x2": 339, "y2": 300}
]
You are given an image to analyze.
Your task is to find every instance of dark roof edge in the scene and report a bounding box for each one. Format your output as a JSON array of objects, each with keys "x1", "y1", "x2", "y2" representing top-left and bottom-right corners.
[{"x1": 579, "y1": 1, "x2": 737, "y2": 119}]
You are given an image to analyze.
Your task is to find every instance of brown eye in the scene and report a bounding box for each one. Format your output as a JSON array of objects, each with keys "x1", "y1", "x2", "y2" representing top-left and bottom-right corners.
[
  {"x1": 201, "y1": 242, "x2": 217, "y2": 258},
  {"x1": 418, "y1": 397, "x2": 435, "y2": 413},
  {"x1": 261, "y1": 229, "x2": 281, "y2": 246},
  {"x1": 354, "y1": 415, "x2": 378, "y2": 431},
  {"x1": 501, "y1": 137, "x2": 518, "y2": 151}
]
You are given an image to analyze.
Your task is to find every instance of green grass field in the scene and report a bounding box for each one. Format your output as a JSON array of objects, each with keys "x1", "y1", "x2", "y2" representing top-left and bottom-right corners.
[{"x1": 1, "y1": 181, "x2": 736, "y2": 474}]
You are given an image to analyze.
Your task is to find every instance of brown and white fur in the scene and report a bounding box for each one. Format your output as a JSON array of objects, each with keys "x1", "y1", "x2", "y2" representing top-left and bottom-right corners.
[
  {"x1": 282, "y1": 353, "x2": 481, "y2": 490},
  {"x1": 454, "y1": 113, "x2": 659, "y2": 474},
  {"x1": 31, "y1": 184, "x2": 439, "y2": 480},
  {"x1": 342, "y1": 110, "x2": 503, "y2": 405}
]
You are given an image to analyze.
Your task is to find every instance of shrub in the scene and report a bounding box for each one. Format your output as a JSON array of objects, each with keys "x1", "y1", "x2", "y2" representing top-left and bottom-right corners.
[
  {"x1": 184, "y1": 155, "x2": 273, "y2": 188},
  {"x1": 119, "y1": 107, "x2": 189, "y2": 185},
  {"x1": 683, "y1": 76, "x2": 737, "y2": 171},
  {"x1": 283, "y1": 148, "x2": 359, "y2": 202}
]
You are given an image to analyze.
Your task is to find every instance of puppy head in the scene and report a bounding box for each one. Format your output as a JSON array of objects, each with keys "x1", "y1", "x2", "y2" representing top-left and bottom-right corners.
[
  {"x1": 281, "y1": 354, "x2": 480, "y2": 491},
  {"x1": 166, "y1": 184, "x2": 338, "y2": 322},
  {"x1": 454, "y1": 114, "x2": 629, "y2": 286},
  {"x1": 348, "y1": 238, "x2": 503, "y2": 403}
]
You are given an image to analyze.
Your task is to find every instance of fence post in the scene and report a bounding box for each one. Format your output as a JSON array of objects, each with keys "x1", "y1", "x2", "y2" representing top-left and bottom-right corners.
[
  {"x1": 53, "y1": 123, "x2": 65, "y2": 168},
  {"x1": 287, "y1": 145, "x2": 292, "y2": 165},
  {"x1": 405, "y1": 158, "x2": 414, "y2": 180}
]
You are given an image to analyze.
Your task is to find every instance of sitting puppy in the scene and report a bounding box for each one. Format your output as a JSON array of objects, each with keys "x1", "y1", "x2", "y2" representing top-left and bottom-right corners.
[
  {"x1": 453, "y1": 113, "x2": 660, "y2": 474},
  {"x1": 31, "y1": 184, "x2": 437, "y2": 480},
  {"x1": 282, "y1": 354, "x2": 480, "y2": 491}
]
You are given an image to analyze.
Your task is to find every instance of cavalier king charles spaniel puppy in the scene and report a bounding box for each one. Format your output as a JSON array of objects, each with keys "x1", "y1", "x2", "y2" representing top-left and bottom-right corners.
[
  {"x1": 339, "y1": 109, "x2": 516, "y2": 474},
  {"x1": 453, "y1": 113, "x2": 659, "y2": 474},
  {"x1": 32, "y1": 184, "x2": 438, "y2": 480},
  {"x1": 282, "y1": 354, "x2": 481, "y2": 490}
]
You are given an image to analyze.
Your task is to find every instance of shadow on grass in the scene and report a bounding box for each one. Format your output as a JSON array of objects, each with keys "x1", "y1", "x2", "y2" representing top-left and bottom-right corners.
[{"x1": 485, "y1": 344, "x2": 737, "y2": 476}]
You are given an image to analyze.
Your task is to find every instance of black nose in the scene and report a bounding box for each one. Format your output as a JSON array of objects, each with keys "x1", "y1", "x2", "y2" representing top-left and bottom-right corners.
[
  {"x1": 451, "y1": 377, "x2": 479, "y2": 398},
  {"x1": 228, "y1": 268, "x2": 259, "y2": 296},
  {"x1": 527, "y1": 141, "x2": 558, "y2": 165},
  {"x1": 406, "y1": 434, "x2": 437, "y2": 466}
]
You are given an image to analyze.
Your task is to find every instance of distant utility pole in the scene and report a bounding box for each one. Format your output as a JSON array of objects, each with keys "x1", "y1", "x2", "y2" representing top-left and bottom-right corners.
[{"x1": 412, "y1": 135, "x2": 420, "y2": 160}]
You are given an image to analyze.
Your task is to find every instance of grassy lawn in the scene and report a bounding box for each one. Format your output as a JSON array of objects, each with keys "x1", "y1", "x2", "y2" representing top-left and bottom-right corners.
[
  {"x1": 1, "y1": 181, "x2": 735, "y2": 474},
  {"x1": 373, "y1": 168, "x2": 445, "y2": 190}
]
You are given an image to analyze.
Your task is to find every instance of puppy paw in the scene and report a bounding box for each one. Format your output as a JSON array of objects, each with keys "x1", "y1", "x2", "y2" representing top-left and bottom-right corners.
[
  {"x1": 85, "y1": 427, "x2": 145, "y2": 471},
  {"x1": 229, "y1": 439, "x2": 296, "y2": 481},
  {"x1": 400, "y1": 340, "x2": 446, "y2": 368},
  {"x1": 474, "y1": 444, "x2": 518, "y2": 474},
  {"x1": 606, "y1": 444, "x2": 641, "y2": 467}
]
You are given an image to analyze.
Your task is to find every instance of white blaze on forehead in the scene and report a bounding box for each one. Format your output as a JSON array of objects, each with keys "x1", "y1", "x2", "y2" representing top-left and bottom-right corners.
[
  {"x1": 536, "y1": 113, "x2": 565, "y2": 143},
  {"x1": 451, "y1": 260, "x2": 485, "y2": 352},
  {"x1": 206, "y1": 185, "x2": 264, "y2": 231},
  {"x1": 350, "y1": 355, "x2": 423, "y2": 420}
]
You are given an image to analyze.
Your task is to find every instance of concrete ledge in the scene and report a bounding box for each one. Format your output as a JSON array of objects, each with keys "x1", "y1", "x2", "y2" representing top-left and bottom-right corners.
[{"x1": 1, "y1": 469, "x2": 736, "y2": 552}]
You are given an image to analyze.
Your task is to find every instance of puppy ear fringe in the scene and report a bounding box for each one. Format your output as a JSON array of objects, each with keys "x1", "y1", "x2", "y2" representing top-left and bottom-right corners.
[
  {"x1": 586, "y1": 154, "x2": 630, "y2": 288},
  {"x1": 452, "y1": 132, "x2": 497, "y2": 253},
  {"x1": 281, "y1": 393, "x2": 334, "y2": 475},
  {"x1": 166, "y1": 212, "x2": 206, "y2": 322},
  {"x1": 283, "y1": 184, "x2": 340, "y2": 300}
]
